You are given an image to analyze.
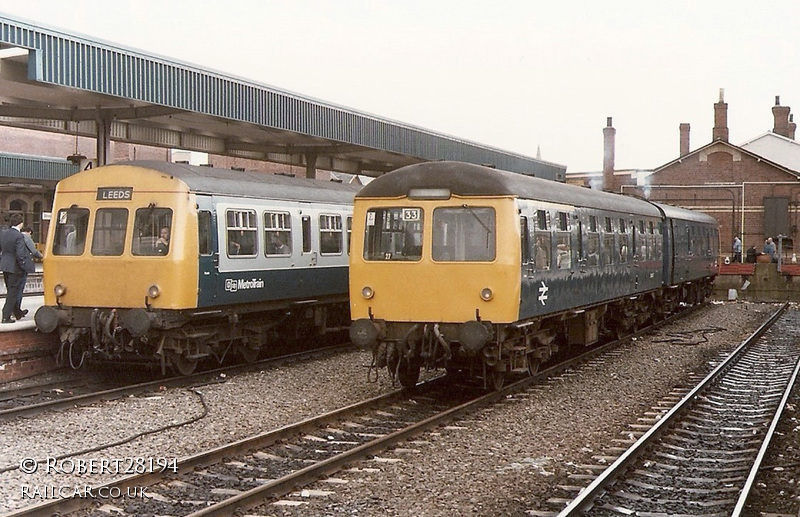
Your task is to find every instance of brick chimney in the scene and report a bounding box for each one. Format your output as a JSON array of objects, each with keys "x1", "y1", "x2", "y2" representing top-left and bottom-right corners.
[
  {"x1": 789, "y1": 114, "x2": 797, "y2": 140},
  {"x1": 679, "y1": 123, "x2": 690, "y2": 156},
  {"x1": 603, "y1": 117, "x2": 615, "y2": 192},
  {"x1": 772, "y1": 95, "x2": 793, "y2": 138},
  {"x1": 713, "y1": 88, "x2": 729, "y2": 142}
]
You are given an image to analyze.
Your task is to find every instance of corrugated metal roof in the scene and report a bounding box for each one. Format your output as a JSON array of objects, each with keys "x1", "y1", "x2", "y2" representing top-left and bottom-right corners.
[
  {"x1": 0, "y1": 15, "x2": 566, "y2": 180},
  {"x1": 0, "y1": 152, "x2": 79, "y2": 180}
]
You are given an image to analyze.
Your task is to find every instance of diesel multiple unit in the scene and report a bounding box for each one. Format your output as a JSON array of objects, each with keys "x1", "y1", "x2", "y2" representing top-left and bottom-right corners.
[
  {"x1": 349, "y1": 161, "x2": 719, "y2": 389},
  {"x1": 35, "y1": 161, "x2": 360, "y2": 374}
]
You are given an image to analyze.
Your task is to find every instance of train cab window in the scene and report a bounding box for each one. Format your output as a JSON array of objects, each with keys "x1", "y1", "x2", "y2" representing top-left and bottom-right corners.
[
  {"x1": 92, "y1": 208, "x2": 128, "y2": 256},
  {"x1": 346, "y1": 216, "x2": 352, "y2": 255},
  {"x1": 264, "y1": 211, "x2": 292, "y2": 257},
  {"x1": 198, "y1": 211, "x2": 212, "y2": 255},
  {"x1": 132, "y1": 207, "x2": 173, "y2": 256},
  {"x1": 432, "y1": 206, "x2": 495, "y2": 262},
  {"x1": 52, "y1": 207, "x2": 90, "y2": 256},
  {"x1": 320, "y1": 214, "x2": 343, "y2": 255},
  {"x1": 363, "y1": 207, "x2": 423, "y2": 261},
  {"x1": 226, "y1": 209, "x2": 257, "y2": 257}
]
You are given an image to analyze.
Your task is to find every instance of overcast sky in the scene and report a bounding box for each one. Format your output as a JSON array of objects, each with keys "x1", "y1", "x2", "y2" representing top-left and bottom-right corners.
[{"x1": 2, "y1": 0, "x2": 799, "y2": 172}]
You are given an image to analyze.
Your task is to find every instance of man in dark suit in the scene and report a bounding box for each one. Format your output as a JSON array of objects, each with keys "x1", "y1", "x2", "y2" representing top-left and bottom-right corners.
[{"x1": 1, "y1": 213, "x2": 35, "y2": 323}]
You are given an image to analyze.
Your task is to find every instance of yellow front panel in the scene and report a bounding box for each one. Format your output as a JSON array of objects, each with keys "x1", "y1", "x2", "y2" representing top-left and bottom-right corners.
[
  {"x1": 350, "y1": 196, "x2": 521, "y2": 324},
  {"x1": 42, "y1": 165, "x2": 199, "y2": 310}
]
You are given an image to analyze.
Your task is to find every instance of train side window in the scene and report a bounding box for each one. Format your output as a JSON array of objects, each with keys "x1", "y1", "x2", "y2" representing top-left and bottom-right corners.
[
  {"x1": 585, "y1": 215, "x2": 599, "y2": 266},
  {"x1": 533, "y1": 232, "x2": 551, "y2": 270},
  {"x1": 226, "y1": 209, "x2": 257, "y2": 257},
  {"x1": 346, "y1": 216, "x2": 352, "y2": 255},
  {"x1": 618, "y1": 218, "x2": 628, "y2": 263},
  {"x1": 264, "y1": 211, "x2": 292, "y2": 257},
  {"x1": 132, "y1": 207, "x2": 173, "y2": 256},
  {"x1": 301, "y1": 216, "x2": 312, "y2": 253},
  {"x1": 520, "y1": 216, "x2": 530, "y2": 265},
  {"x1": 198, "y1": 211, "x2": 212, "y2": 255},
  {"x1": 363, "y1": 207, "x2": 423, "y2": 261},
  {"x1": 556, "y1": 232, "x2": 571, "y2": 269},
  {"x1": 320, "y1": 214, "x2": 343, "y2": 255},
  {"x1": 92, "y1": 208, "x2": 128, "y2": 256},
  {"x1": 602, "y1": 217, "x2": 614, "y2": 265},
  {"x1": 52, "y1": 207, "x2": 90, "y2": 256}
]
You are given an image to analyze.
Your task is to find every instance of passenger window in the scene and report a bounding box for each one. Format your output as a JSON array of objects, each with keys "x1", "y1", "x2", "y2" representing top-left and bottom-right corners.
[
  {"x1": 346, "y1": 216, "x2": 352, "y2": 255},
  {"x1": 132, "y1": 208, "x2": 173, "y2": 256},
  {"x1": 618, "y1": 219, "x2": 628, "y2": 263},
  {"x1": 320, "y1": 214, "x2": 343, "y2": 255},
  {"x1": 91, "y1": 208, "x2": 128, "y2": 256},
  {"x1": 363, "y1": 207, "x2": 423, "y2": 261},
  {"x1": 226, "y1": 209, "x2": 257, "y2": 257},
  {"x1": 586, "y1": 233, "x2": 600, "y2": 267},
  {"x1": 264, "y1": 211, "x2": 292, "y2": 257},
  {"x1": 602, "y1": 217, "x2": 614, "y2": 265},
  {"x1": 556, "y1": 233, "x2": 571, "y2": 269},
  {"x1": 198, "y1": 211, "x2": 212, "y2": 255},
  {"x1": 52, "y1": 207, "x2": 90, "y2": 256},
  {"x1": 432, "y1": 206, "x2": 495, "y2": 262},
  {"x1": 533, "y1": 210, "x2": 551, "y2": 270},
  {"x1": 520, "y1": 217, "x2": 530, "y2": 265},
  {"x1": 301, "y1": 216, "x2": 311, "y2": 253}
]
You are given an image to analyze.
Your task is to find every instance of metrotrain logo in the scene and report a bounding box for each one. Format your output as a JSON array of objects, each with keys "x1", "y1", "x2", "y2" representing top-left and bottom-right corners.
[{"x1": 224, "y1": 278, "x2": 265, "y2": 292}]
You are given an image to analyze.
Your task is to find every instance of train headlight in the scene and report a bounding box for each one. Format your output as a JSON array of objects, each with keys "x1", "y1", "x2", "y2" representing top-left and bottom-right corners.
[
  {"x1": 480, "y1": 288, "x2": 493, "y2": 301},
  {"x1": 54, "y1": 284, "x2": 67, "y2": 297},
  {"x1": 147, "y1": 284, "x2": 161, "y2": 299},
  {"x1": 361, "y1": 286, "x2": 374, "y2": 299}
]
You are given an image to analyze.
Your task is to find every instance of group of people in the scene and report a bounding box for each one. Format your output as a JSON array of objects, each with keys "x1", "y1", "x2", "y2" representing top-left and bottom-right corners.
[
  {"x1": 735, "y1": 235, "x2": 781, "y2": 264},
  {"x1": 0, "y1": 213, "x2": 39, "y2": 323}
]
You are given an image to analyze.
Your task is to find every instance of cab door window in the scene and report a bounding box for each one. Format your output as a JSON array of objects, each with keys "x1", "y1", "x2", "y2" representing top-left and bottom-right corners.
[
  {"x1": 92, "y1": 208, "x2": 128, "y2": 256},
  {"x1": 52, "y1": 207, "x2": 89, "y2": 256}
]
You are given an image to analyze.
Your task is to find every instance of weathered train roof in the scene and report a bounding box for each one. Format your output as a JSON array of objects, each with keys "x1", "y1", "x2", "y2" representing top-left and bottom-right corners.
[
  {"x1": 100, "y1": 161, "x2": 362, "y2": 204},
  {"x1": 358, "y1": 161, "x2": 661, "y2": 215}
]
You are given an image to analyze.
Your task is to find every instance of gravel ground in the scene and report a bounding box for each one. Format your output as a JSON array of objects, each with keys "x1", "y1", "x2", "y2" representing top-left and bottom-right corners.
[
  {"x1": 0, "y1": 301, "x2": 795, "y2": 516},
  {"x1": 269, "y1": 301, "x2": 794, "y2": 516}
]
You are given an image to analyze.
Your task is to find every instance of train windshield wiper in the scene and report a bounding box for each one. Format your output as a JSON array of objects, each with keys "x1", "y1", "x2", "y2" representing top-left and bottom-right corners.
[{"x1": 461, "y1": 204, "x2": 492, "y2": 248}]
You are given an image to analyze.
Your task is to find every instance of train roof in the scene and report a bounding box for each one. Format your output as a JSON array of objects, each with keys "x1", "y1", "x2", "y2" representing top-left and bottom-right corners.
[
  {"x1": 358, "y1": 161, "x2": 661, "y2": 216},
  {"x1": 650, "y1": 201, "x2": 718, "y2": 225},
  {"x1": 76, "y1": 161, "x2": 362, "y2": 204}
]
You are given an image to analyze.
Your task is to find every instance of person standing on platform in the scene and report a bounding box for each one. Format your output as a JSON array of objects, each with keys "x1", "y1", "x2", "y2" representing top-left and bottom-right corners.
[
  {"x1": 732, "y1": 235, "x2": 742, "y2": 263},
  {"x1": 18, "y1": 226, "x2": 42, "y2": 312},
  {"x1": 0, "y1": 214, "x2": 35, "y2": 323}
]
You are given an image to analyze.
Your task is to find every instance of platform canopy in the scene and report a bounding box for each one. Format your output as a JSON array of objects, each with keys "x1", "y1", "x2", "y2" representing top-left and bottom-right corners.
[{"x1": 0, "y1": 15, "x2": 566, "y2": 180}]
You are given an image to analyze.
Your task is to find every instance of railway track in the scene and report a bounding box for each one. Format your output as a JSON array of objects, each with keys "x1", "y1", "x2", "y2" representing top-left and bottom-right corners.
[
  {"x1": 2, "y1": 305, "x2": 709, "y2": 517},
  {"x1": 0, "y1": 344, "x2": 350, "y2": 421},
  {"x1": 546, "y1": 302, "x2": 799, "y2": 516}
]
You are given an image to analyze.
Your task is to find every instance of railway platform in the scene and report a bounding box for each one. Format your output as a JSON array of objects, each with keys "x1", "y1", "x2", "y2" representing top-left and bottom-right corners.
[
  {"x1": 713, "y1": 261, "x2": 800, "y2": 301},
  {"x1": 0, "y1": 295, "x2": 60, "y2": 383}
]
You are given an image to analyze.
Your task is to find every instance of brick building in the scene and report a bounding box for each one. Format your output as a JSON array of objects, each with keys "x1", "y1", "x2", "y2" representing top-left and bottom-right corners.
[{"x1": 570, "y1": 91, "x2": 800, "y2": 263}]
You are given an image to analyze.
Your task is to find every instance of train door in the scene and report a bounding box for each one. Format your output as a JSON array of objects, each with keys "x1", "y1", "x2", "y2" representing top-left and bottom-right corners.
[
  {"x1": 297, "y1": 210, "x2": 317, "y2": 268},
  {"x1": 196, "y1": 195, "x2": 219, "y2": 307}
]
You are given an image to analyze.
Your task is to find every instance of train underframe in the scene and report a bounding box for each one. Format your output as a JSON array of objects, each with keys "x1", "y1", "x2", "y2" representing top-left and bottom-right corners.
[
  {"x1": 52, "y1": 298, "x2": 350, "y2": 375},
  {"x1": 355, "y1": 279, "x2": 713, "y2": 390}
]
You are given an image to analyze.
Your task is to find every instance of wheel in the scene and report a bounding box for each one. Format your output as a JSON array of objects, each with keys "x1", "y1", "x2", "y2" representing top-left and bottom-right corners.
[
  {"x1": 490, "y1": 369, "x2": 505, "y2": 390},
  {"x1": 173, "y1": 354, "x2": 198, "y2": 376},
  {"x1": 526, "y1": 354, "x2": 540, "y2": 377},
  {"x1": 398, "y1": 359, "x2": 421, "y2": 390},
  {"x1": 239, "y1": 345, "x2": 259, "y2": 364}
]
